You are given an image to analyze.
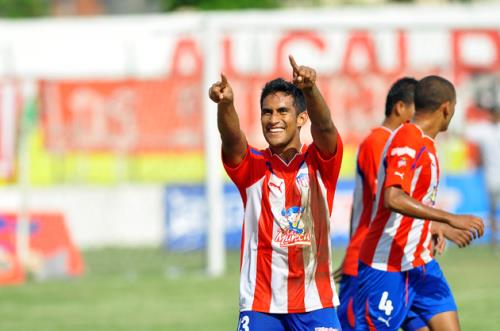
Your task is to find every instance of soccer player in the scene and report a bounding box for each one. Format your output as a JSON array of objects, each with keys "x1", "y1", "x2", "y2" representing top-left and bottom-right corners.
[
  {"x1": 209, "y1": 56, "x2": 343, "y2": 331},
  {"x1": 337, "y1": 78, "x2": 474, "y2": 331},
  {"x1": 465, "y1": 106, "x2": 500, "y2": 250},
  {"x1": 337, "y1": 77, "x2": 424, "y2": 331},
  {"x1": 354, "y1": 76, "x2": 484, "y2": 331}
]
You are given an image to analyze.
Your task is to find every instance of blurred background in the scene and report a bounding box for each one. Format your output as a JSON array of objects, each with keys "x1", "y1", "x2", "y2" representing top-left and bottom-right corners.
[{"x1": 0, "y1": 0, "x2": 499, "y2": 330}]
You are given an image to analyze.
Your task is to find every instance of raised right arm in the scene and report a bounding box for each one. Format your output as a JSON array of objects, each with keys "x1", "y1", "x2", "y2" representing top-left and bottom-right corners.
[{"x1": 208, "y1": 74, "x2": 247, "y2": 167}]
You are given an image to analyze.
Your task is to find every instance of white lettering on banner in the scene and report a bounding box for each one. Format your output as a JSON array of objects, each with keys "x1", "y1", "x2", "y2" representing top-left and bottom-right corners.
[
  {"x1": 37, "y1": 23, "x2": 500, "y2": 151},
  {"x1": 68, "y1": 88, "x2": 137, "y2": 149}
]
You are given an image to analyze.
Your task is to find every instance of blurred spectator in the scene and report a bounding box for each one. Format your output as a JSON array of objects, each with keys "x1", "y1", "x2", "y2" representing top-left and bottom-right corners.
[{"x1": 466, "y1": 74, "x2": 500, "y2": 250}]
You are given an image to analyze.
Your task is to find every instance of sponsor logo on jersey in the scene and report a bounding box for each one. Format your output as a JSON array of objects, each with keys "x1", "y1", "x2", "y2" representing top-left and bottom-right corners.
[
  {"x1": 390, "y1": 146, "x2": 416, "y2": 158},
  {"x1": 274, "y1": 206, "x2": 311, "y2": 247}
]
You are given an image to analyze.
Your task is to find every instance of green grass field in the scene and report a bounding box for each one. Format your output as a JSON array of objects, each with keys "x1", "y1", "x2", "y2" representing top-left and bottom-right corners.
[{"x1": 1, "y1": 246, "x2": 499, "y2": 331}]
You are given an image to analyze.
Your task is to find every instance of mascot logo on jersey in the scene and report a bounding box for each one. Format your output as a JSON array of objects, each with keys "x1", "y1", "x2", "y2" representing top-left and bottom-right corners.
[{"x1": 274, "y1": 206, "x2": 311, "y2": 247}]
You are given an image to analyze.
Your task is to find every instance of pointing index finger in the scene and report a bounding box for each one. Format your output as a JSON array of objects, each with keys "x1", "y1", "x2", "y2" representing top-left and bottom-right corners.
[
  {"x1": 289, "y1": 55, "x2": 299, "y2": 72},
  {"x1": 220, "y1": 73, "x2": 228, "y2": 88}
]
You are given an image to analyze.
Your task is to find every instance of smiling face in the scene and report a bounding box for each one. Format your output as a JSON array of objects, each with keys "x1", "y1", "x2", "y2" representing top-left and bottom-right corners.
[{"x1": 261, "y1": 92, "x2": 307, "y2": 154}]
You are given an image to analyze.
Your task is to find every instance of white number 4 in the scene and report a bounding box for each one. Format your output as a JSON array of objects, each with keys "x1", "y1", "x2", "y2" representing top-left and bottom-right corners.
[
  {"x1": 238, "y1": 316, "x2": 250, "y2": 331},
  {"x1": 378, "y1": 291, "x2": 394, "y2": 316}
]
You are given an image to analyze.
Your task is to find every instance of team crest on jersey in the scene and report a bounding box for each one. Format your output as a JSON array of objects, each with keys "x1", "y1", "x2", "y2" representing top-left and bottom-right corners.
[
  {"x1": 397, "y1": 158, "x2": 407, "y2": 168},
  {"x1": 274, "y1": 206, "x2": 311, "y2": 247},
  {"x1": 429, "y1": 184, "x2": 438, "y2": 205},
  {"x1": 296, "y1": 173, "x2": 309, "y2": 189}
]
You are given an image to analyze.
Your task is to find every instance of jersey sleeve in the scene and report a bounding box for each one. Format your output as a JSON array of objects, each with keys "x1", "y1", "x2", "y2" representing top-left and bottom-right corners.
[
  {"x1": 384, "y1": 130, "x2": 422, "y2": 194},
  {"x1": 357, "y1": 138, "x2": 381, "y2": 199},
  {"x1": 222, "y1": 145, "x2": 266, "y2": 191},
  {"x1": 309, "y1": 134, "x2": 344, "y2": 190}
]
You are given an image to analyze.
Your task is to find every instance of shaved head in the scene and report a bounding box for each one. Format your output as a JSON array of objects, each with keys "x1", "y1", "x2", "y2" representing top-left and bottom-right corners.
[{"x1": 415, "y1": 76, "x2": 456, "y2": 113}]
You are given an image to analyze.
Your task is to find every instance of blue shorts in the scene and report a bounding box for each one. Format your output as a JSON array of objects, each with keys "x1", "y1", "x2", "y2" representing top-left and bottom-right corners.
[
  {"x1": 237, "y1": 308, "x2": 342, "y2": 331},
  {"x1": 354, "y1": 260, "x2": 456, "y2": 330},
  {"x1": 338, "y1": 275, "x2": 426, "y2": 331},
  {"x1": 338, "y1": 275, "x2": 357, "y2": 330}
]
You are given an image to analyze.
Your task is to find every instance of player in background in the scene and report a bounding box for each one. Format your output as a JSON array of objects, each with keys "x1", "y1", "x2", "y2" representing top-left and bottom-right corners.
[
  {"x1": 338, "y1": 77, "x2": 424, "y2": 331},
  {"x1": 209, "y1": 56, "x2": 343, "y2": 331},
  {"x1": 465, "y1": 82, "x2": 500, "y2": 251},
  {"x1": 337, "y1": 78, "x2": 474, "y2": 331},
  {"x1": 354, "y1": 76, "x2": 484, "y2": 331}
]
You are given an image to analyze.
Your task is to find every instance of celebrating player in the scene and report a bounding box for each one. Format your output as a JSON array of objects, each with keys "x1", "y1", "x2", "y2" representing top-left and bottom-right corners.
[
  {"x1": 354, "y1": 76, "x2": 484, "y2": 331},
  {"x1": 209, "y1": 56, "x2": 343, "y2": 331}
]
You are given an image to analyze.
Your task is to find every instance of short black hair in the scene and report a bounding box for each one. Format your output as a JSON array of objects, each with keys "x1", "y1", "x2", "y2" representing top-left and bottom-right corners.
[
  {"x1": 415, "y1": 75, "x2": 456, "y2": 112},
  {"x1": 260, "y1": 78, "x2": 306, "y2": 114},
  {"x1": 385, "y1": 77, "x2": 418, "y2": 117}
]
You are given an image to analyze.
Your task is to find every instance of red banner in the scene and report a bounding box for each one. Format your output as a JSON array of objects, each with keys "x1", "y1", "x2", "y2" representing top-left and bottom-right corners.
[{"x1": 39, "y1": 29, "x2": 500, "y2": 152}]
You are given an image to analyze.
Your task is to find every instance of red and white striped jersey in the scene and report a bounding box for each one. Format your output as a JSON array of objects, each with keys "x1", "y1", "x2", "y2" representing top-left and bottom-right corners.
[
  {"x1": 359, "y1": 123, "x2": 439, "y2": 272},
  {"x1": 223, "y1": 137, "x2": 343, "y2": 314},
  {"x1": 343, "y1": 127, "x2": 391, "y2": 277}
]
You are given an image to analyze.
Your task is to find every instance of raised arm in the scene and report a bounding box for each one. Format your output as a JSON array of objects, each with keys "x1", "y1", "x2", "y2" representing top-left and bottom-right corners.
[
  {"x1": 384, "y1": 186, "x2": 484, "y2": 239},
  {"x1": 208, "y1": 74, "x2": 247, "y2": 167},
  {"x1": 289, "y1": 55, "x2": 338, "y2": 157}
]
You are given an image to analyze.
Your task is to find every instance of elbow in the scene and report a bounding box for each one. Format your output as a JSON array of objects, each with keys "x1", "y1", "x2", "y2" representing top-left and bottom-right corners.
[
  {"x1": 383, "y1": 196, "x2": 395, "y2": 210},
  {"x1": 383, "y1": 188, "x2": 401, "y2": 212}
]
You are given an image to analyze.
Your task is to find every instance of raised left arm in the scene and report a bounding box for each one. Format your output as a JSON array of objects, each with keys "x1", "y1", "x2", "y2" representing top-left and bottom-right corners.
[{"x1": 289, "y1": 55, "x2": 338, "y2": 157}]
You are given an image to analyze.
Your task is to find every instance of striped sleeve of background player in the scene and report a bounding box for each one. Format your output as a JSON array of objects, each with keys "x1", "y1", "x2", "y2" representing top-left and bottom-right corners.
[
  {"x1": 308, "y1": 135, "x2": 344, "y2": 190},
  {"x1": 222, "y1": 145, "x2": 266, "y2": 194},
  {"x1": 384, "y1": 128, "x2": 422, "y2": 194},
  {"x1": 357, "y1": 136, "x2": 380, "y2": 199}
]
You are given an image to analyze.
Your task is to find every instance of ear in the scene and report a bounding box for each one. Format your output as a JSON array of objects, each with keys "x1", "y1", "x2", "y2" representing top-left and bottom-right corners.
[
  {"x1": 297, "y1": 111, "x2": 309, "y2": 128},
  {"x1": 393, "y1": 101, "x2": 405, "y2": 117},
  {"x1": 441, "y1": 101, "x2": 451, "y2": 119}
]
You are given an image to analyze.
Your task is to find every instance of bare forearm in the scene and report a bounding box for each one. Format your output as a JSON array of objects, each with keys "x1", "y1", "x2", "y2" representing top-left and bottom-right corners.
[
  {"x1": 303, "y1": 85, "x2": 338, "y2": 155},
  {"x1": 303, "y1": 85, "x2": 334, "y2": 131},
  {"x1": 217, "y1": 102, "x2": 241, "y2": 141},
  {"x1": 385, "y1": 187, "x2": 453, "y2": 224},
  {"x1": 217, "y1": 102, "x2": 246, "y2": 165}
]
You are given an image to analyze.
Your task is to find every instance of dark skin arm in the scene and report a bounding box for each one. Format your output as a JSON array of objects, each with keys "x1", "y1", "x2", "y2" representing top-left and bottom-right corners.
[
  {"x1": 432, "y1": 222, "x2": 475, "y2": 254},
  {"x1": 289, "y1": 55, "x2": 338, "y2": 157},
  {"x1": 208, "y1": 74, "x2": 247, "y2": 167},
  {"x1": 385, "y1": 186, "x2": 484, "y2": 239}
]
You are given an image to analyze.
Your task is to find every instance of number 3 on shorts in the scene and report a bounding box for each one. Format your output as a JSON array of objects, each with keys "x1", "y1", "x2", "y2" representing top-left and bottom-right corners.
[
  {"x1": 378, "y1": 291, "x2": 394, "y2": 316},
  {"x1": 238, "y1": 316, "x2": 250, "y2": 331}
]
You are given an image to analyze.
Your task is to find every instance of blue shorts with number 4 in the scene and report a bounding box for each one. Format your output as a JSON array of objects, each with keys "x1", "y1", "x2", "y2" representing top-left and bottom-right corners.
[
  {"x1": 354, "y1": 260, "x2": 457, "y2": 330},
  {"x1": 338, "y1": 275, "x2": 426, "y2": 331},
  {"x1": 237, "y1": 307, "x2": 342, "y2": 331}
]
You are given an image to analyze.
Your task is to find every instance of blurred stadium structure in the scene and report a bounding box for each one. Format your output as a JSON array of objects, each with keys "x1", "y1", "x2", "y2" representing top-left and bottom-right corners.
[{"x1": 1, "y1": 2, "x2": 500, "y2": 282}]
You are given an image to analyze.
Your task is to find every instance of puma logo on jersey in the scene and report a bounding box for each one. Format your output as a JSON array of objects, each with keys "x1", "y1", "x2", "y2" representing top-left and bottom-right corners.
[
  {"x1": 394, "y1": 171, "x2": 404, "y2": 179},
  {"x1": 269, "y1": 181, "x2": 284, "y2": 193}
]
